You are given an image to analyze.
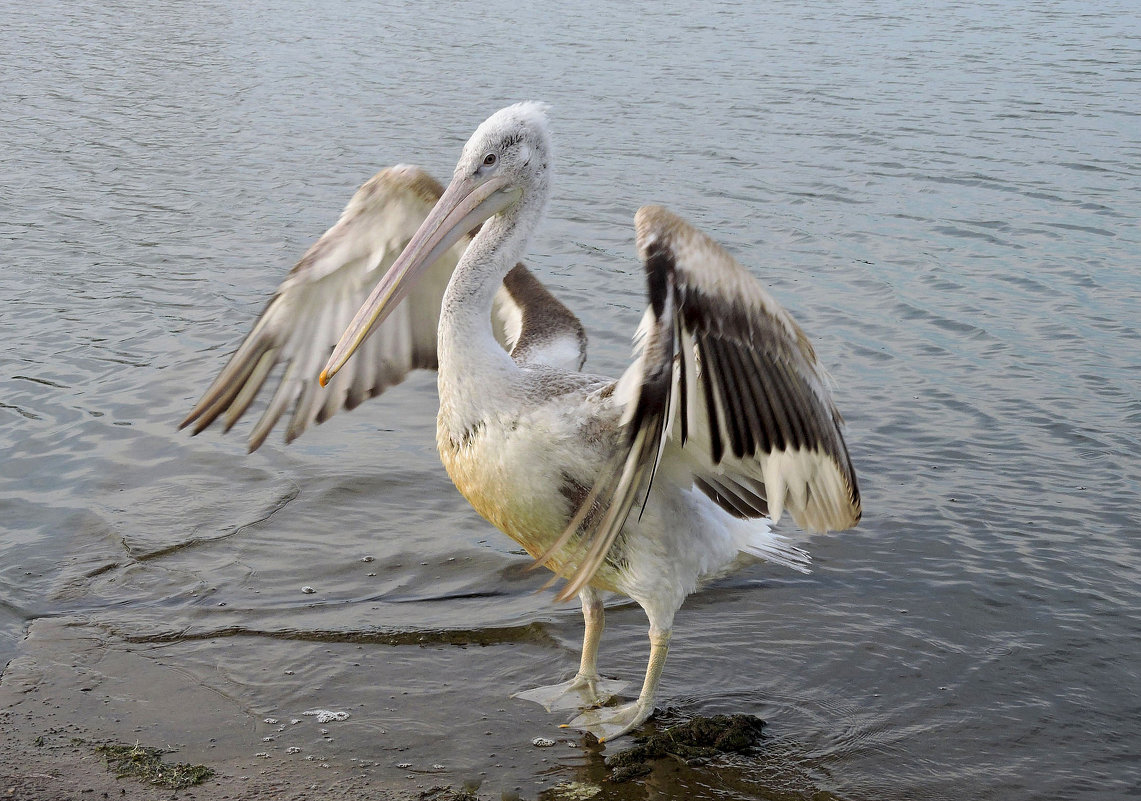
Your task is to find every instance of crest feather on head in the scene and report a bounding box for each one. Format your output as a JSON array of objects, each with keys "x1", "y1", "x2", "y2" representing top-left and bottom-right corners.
[{"x1": 470, "y1": 102, "x2": 552, "y2": 148}]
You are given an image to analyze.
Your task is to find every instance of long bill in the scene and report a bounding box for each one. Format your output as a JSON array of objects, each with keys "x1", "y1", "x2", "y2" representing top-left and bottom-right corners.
[{"x1": 319, "y1": 173, "x2": 521, "y2": 386}]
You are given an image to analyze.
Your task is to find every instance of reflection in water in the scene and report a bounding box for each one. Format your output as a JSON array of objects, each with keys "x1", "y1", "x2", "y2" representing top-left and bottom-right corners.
[{"x1": 2, "y1": 0, "x2": 1140, "y2": 799}]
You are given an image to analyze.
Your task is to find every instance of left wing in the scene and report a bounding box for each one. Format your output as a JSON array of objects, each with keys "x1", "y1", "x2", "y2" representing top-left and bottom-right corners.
[
  {"x1": 182, "y1": 166, "x2": 586, "y2": 452},
  {"x1": 545, "y1": 205, "x2": 860, "y2": 599},
  {"x1": 181, "y1": 166, "x2": 459, "y2": 451}
]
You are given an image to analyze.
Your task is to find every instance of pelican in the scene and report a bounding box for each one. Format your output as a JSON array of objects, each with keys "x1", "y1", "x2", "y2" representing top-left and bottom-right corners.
[{"x1": 184, "y1": 103, "x2": 860, "y2": 742}]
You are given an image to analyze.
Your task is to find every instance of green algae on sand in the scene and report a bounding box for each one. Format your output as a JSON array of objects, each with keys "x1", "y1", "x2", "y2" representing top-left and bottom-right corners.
[{"x1": 93, "y1": 741, "x2": 215, "y2": 789}]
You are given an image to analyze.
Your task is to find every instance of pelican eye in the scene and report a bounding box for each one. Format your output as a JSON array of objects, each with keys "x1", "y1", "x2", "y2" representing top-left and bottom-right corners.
[{"x1": 483, "y1": 153, "x2": 497, "y2": 166}]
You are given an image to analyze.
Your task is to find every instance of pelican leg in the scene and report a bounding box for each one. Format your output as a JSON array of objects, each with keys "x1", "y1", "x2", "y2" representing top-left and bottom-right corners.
[
  {"x1": 513, "y1": 587, "x2": 628, "y2": 711},
  {"x1": 566, "y1": 625, "x2": 671, "y2": 742}
]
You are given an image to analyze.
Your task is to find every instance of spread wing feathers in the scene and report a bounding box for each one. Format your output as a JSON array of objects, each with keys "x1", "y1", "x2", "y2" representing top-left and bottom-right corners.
[
  {"x1": 182, "y1": 165, "x2": 586, "y2": 452},
  {"x1": 543, "y1": 205, "x2": 860, "y2": 600}
]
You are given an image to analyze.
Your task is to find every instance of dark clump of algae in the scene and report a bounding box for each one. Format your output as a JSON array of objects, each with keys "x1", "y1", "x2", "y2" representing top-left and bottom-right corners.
[
  {"x1": 531, "y1": 711, "x2": 848, "y2": 801},
  {"x1": 91, "y1": 740, "x2": 214, "y2": 790},
  {"x1": 605, "y1": 714, "x2": 767, "y2": 783}
]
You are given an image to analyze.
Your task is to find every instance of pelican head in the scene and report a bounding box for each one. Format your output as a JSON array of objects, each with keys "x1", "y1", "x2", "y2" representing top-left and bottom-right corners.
[
  {"x1": 321, "y1": 102, "x2": 552, "y2": 385},
  {"x1": 459, "y1": 101, "x2": 552, "y2": 193}
]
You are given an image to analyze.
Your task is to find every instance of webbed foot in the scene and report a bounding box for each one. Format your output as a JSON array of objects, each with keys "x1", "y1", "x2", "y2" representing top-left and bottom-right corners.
[
  {"x1": 513, "y1": 674, "x2": 629, "y2": 712},
  {"x1": 564, "y1": 698, "x2": 655, "y2": 742}
]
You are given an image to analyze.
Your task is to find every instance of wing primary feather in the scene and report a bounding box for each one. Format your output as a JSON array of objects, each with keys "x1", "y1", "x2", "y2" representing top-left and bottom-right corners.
[
  {"x1": 745, "y1": 348, "x2": 790, "y2": 452},
  {"x1": 769, "y1": 358, "x2": 812, "y2": 451},
  {"x1": 246, "y1": 367, "x2": 301, "y2": 452},
  {"x1": 695, "y1": 335, "x2": 725, "y2": 464},
  {"x1": 708, "y1": 337, "x2": 751, "y2": 460},
  {"x1": 221, "y1": 348, "x2": 278, "y2": 432},
  {"x1": 282, "y1": 289, "x2": 338, "y2": 442},
  {"x1": 733, "y1": 341, "x2": 776, "y2": 454},
  {"x1": 286, "y1": 372, "x2": 320, "y2": 444},
  {"x1": 183, "y1": 334, "x2": 275, "y2": 433},
  {"x1": 187, "y1": 382, "x2": 240, "y2": 435},
  {"x1": 723, "y1": 340, "x2": 765, "y2": 457},
  {"x1": 635, "y1": 309, "x2": 675, "y2": 523},
  {"x1": 189, "y1": 366, "x2": 257, "y2": 434},
  {"x1": 627, "y1": 243, "x2": 677, "y2": 521},
  {"x1": 317, "y1": 284, "x2": 358, "y2": 424},
  {"x1": 675, "y1": 317, "x2": 689, "y2": 444}
]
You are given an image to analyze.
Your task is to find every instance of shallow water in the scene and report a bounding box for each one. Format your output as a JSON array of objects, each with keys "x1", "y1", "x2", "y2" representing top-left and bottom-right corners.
[{"x1": 2, "y1": 1, "x2": 1140, "y2": 798}]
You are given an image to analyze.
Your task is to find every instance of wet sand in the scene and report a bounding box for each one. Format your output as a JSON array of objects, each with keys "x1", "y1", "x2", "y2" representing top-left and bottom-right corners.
[
  {"x1": 1, "y1": 618, "x2": 441, "y2": 801},
  {"x1": 0, "y1": 735, "x2": 419, "y2": 801},
  {"x1": 1, "y1": 617, "x2": 788, "y2": 801}
]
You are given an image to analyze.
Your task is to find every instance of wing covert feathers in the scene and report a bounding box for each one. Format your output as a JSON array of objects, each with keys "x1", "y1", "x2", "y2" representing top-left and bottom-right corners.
[{"x1": 546, "y1": 205, "x2": 860, "y2": 599}]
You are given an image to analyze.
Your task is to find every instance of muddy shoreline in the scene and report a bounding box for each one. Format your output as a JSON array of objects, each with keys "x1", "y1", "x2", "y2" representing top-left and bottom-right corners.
[
  {"x1": 0, "y1": 616, "x2": 444, "y2": 801},
  {"x1": 1, "y1": 617, "x2": 791, "y2": 801},
  {"x1": 0, "y1": 730, "x2": 437, "y2": 801},
  {"x1": 0, "y1": 616, "x2": 515, "y2": 801}
]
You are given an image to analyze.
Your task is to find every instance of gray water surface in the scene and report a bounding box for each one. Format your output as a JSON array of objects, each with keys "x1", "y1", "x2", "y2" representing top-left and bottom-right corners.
[{"x1": 2, "y1": 1, "x2": 1140, "y2": 799}]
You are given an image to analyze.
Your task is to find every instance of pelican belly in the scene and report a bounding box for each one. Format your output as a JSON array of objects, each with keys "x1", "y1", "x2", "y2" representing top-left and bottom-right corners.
[
  {"x1": 436, "y1": 399, "x2": 624, "y2": 592},
  {"x1": 438, "y1": 415, "x2": 561, "y2": 553}
]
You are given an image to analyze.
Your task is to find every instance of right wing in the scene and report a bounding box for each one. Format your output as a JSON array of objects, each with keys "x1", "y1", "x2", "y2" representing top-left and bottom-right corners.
[
  {"x1": 182, "y1": 165, "x2": 585, "y2": 451},
  {"x1": 542, "y1": 205, "x2": 860, "y2": 600}
]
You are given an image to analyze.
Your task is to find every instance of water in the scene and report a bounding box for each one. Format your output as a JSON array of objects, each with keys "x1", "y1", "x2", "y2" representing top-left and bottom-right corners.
[{"x1": 2, "y1": 1, "x2": 1139, "y2": 798}]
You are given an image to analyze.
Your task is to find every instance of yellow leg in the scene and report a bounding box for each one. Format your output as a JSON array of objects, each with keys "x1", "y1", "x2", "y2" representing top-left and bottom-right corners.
[
  {"x1": 577, "y1": 586, "x2": 604, "y2": 677},
  {"x1": 567, "y1": 625, "x2": 671, "y2": 742},
  {"x1": 513, "y1": 587, "x2": 627, "y2": 712}
]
